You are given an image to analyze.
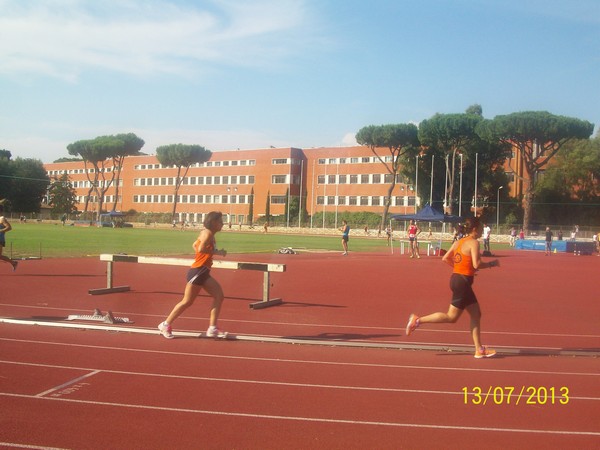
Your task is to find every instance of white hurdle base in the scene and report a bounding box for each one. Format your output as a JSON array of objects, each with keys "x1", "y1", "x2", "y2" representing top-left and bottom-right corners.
[{"x1": 90, "y1": 254, "x2": 286, "y2": 309}]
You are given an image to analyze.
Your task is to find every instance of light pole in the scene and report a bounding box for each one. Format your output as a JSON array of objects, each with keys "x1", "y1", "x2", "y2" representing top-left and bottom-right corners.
[
  {"x1": 474, "y1": 153, "x2": 479, "y2": 214},
  {"x1": 496, "y1": 186, "x2": 503, "y2": 231},
  {"x1": 429, "y1": 154, "x2": 434, "y2": 205},
  {"x1": 415, "y1": 155, "x2": 419, "y2": 213},
  {"x1": 459, "y1": 153, "x2": 463, "y2": 217}
]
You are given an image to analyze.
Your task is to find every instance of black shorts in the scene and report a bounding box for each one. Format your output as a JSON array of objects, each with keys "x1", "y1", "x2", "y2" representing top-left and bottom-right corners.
[
  {"x1": 186, "y1": 267, "x2": 211, "y2": 286},
  {"x1": 342, "y1": 236, "x2": 349, "y2": 242},
  {"x1": 449, "y1": 273, "x2": 478, "y2": 310}
]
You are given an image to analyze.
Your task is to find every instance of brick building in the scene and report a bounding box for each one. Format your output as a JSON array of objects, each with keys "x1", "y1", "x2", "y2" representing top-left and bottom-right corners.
[{"x1": 44, "y1": 146, "x2": 419, "y2": 225}]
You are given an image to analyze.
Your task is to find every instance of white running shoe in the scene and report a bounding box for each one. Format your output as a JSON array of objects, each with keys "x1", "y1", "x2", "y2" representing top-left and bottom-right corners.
[
  {"x1": 206, "y1": 326, "x2": 228, "y2": 338},
  {"x1": 158, "y1": 321, "x2": 174, "y2": 339}
]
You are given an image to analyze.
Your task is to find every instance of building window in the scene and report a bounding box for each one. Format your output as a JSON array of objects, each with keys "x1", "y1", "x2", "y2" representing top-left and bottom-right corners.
[
  {"x1": 350, "y1": 175, "x2": 358, "y2": 184},
  {"x1": 317, "y1": 175, "x2": 325, "y2": 184},
  {"x1": 271, "y1": 196, "x2": 286, "y2": 204},
  {"x1": 272, "y1": 175, "x2": 287, "y2": 184},
  {"x1": 361, "y1": 174, "x2": 369, "y2": 184},
  {"x1": 339, "y1": 174, "x2": 347, "y2": 184},
  {"x1": 360, "y1": 196, "x2": 369, "y2": 206},
  {"x1": 272, "y1": 158, "x2": 288, "y2": 165},
  {"x1": 373, "y1": 174, "x2": 381, "y2": 184}
]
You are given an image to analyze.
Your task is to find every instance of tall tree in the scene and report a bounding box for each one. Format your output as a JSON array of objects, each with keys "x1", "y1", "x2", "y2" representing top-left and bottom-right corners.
[
  {"x1": 155, "y1": 144, "x2": 212, "y2": 220},
  {"x1": 356, "y1": 123, "x2": 419, "y2": 229},
  {"x1": 418, "y1": 113, "x2": 483, "y2": 214},
  {"x1": 247, "y1": 187, "x2": 254, "y2": 224},
  {"x1": 109, "y1": 133, "x2": 145, "y2": 211},
  {"x1": 476, "y1": 111, "x2": 594, "y2": 231},
  {"x1": 6, "y1": 158, "x2": 50, "y2": 213},
  {"x1": 0, "y1": 150, "x2": 12, "y2": 201},
  {"x1": 48, "y1": 173, "x2": 78, "y2": 217},
  {"x1": 264, "y1": 190, "x2": 271, "y2": 223},
  {"x1": 67, "y1": 138, "x2": 111, "y2": 216},
  {"x1": 534, "y1": 135, "x2": 600, "y2": 224}
]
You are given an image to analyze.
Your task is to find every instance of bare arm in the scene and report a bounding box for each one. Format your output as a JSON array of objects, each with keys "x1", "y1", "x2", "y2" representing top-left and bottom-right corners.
[
  {"x1": 0, "y1": 217, "x2": 11, "y2": 233},
  {"x1": 196, "y1": 229, "x2": 227, "y2": 256},
  {"x1": 441, "y1": 240, "x2": 459, "y2": 267},
  {"x1": 470, "y1": 240, "x2": 482, "y2": 269},
  {"x1": 469, "y1": 240, "x2": 498, "y2": 269}
]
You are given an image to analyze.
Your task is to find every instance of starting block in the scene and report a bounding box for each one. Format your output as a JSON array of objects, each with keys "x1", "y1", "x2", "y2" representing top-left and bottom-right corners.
[{"x1": 67, "y1": 308, "x2": 133, "y2": 324}]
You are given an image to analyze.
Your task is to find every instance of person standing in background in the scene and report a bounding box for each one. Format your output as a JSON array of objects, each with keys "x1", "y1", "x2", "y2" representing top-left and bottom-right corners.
[
  {"x1": 0, "y1": 202, "x2": 18, "y2": 271},
  {"x1": 340, "y1": 220, "x2": 350, "y2": 255}
]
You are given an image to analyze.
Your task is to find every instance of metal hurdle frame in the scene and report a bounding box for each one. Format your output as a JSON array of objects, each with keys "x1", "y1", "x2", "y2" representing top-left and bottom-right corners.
[{"x1": 90, "y1": 254, "x2": 286, "y2": 309}]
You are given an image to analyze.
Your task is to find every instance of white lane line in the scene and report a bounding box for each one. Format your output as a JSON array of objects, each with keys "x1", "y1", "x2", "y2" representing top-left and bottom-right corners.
[
  {"x1": 2, "y1": 307, "x2": 599, "y2": 338},
  {"x1": 36, "y1": 370, "x2": 101, "y2": 397},
  {"x1": 2, "y1": 392, "x2": 599, "y2": 437},
  {"x1": 0, "y1": 442, "x2": 70, "y2": 450},
  {"x1": 1, "y1": 338, "x2": 599, "y2": 378},
  {"x1": 1, "y1": 318, "x2": 598, "y2": 358},
  {"x1": 3, "y1": 360, "x2": 599, "y2": 402}
]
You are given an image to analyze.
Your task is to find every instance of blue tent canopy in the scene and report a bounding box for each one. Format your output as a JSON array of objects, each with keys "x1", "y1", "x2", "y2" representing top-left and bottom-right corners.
[{"x1": 390, "y1": 204, "x2": 462, "y2": 223}]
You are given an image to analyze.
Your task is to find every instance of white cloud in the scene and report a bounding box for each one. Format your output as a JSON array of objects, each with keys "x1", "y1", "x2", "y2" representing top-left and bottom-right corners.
[
  {"x1": 340, "y1": 132, "x2": 358, "y2": 147},
  {"x1": 0, "y1": 0, "x2": 320, "y2": 81}
]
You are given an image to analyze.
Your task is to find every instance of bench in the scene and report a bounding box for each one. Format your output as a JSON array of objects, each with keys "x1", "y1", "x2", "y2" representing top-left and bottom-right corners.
[{"x1": 89, "y1": 254, "x2": 286, "y2": 309}]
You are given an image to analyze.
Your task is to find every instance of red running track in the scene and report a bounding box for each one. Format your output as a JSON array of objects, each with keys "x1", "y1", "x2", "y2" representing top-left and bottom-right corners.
[{"x1": 1, "y1": 249, "x2": 599, "y2": 449}]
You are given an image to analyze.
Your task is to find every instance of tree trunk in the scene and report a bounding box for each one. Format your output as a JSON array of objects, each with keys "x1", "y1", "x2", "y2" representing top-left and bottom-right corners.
[
  {"x1": 379, "y1": 180, "x2": 396, "y2": 231},
  {"x1": 522, "y1": 185, "x2": 533, "y2": 235}
]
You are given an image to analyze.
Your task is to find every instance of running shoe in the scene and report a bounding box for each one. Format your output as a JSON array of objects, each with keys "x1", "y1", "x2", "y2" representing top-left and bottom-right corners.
[
  {"x1": 474, "y1": 346, "x2": 497, "y2": 359},
  {"x1": 158, "y1": 321, "x2": 174, "y2": 339},
  {"x1": 405, "y1": 314, "x2": 419, "y2": 336},
  {"x1": 206, "y1": 326, "x2": 228, "y2": 338}
]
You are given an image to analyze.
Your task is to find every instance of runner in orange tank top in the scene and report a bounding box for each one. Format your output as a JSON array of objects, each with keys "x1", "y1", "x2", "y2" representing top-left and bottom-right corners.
[
  {"x1": 452, "y1": 237, "x2": 476, "y2": 277},
  {"x1": 404, "y1": 216, "x2": 500, "y2": 359},
  {"x1": 158, "y1": 211, "x2": 228, "y2": 339}
]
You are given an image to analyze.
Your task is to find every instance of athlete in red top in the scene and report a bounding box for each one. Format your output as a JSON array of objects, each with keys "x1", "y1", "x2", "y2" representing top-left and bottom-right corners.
[
  {"x1": 404, "y1": 216, "x2": 499, "y2": 358},
  {"x1": 407, "y1": 220, "x2": 421, "y2": 259},
  {"x1": 158, "y1": 211, "x2": 228, "y2": 339}
]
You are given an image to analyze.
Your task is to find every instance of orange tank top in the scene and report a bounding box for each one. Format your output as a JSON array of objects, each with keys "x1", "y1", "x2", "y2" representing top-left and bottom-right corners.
[
  {"x1": 191, "y1": 235, "x2": 215, "y2": 268},
  {"x1": 453, "y1": 237, "x2": 475, "y2": 276}
]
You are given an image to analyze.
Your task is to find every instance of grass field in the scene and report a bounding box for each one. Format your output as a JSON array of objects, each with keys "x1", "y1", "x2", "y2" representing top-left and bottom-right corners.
[{"x1": 6, "y1": 222, "x2": 399, "y2": 258}]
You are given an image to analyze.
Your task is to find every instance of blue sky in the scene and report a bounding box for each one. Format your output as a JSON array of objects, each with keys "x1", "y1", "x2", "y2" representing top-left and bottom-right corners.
[{"x1": 1, "y1": 0, "x2": 599, "y2": 163}]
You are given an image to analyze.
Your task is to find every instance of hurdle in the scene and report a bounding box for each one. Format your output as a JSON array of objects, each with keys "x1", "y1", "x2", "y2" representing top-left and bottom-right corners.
[{"x1": 89, "y1": 254, "x2": 286, "y2": 309}]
